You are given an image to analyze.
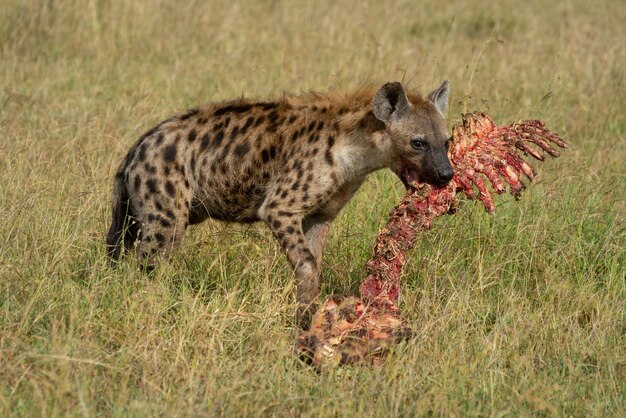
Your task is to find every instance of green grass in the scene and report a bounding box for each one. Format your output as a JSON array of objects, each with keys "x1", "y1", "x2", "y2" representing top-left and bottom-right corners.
[{"x1": 1, "y1": 0, "x2": 624, "y2": 416}]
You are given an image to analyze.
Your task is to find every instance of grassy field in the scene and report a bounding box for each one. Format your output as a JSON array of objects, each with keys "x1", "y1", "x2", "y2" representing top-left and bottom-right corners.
[{"x1": 1, "y1": 0, "x2": 624, "y2": 416}]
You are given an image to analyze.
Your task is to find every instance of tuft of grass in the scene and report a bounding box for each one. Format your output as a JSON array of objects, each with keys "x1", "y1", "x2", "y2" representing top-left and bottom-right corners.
[{"x1": 1, "y1": 0, "x2": 624, "y2": 416}]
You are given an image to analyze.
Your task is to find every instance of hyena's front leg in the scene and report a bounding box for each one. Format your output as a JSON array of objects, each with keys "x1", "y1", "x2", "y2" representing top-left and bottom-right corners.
[
  {"x1": 302, "y1": 214, "x2": 332, "y2": 272},
  {"x1": 260, "y1": 202, "x2": 323, "y2": 328},
  {"x1": 300, "y1": 180, "x2": 364, "y2": 273}
]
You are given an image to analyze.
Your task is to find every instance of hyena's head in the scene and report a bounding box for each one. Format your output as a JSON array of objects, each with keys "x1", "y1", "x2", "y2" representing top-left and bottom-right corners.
[{"x1": 372, "y1": 80, "x2": 454, "y2": 188}]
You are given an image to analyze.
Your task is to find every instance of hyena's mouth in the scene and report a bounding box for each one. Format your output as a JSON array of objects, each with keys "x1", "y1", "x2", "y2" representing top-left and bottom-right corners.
[
  {"x1": 395, "y1": 158, "x2": 450, "y2": 190},
  {"x1": 402, "y1": 166, "x2": 422, "y2": 189},
  {"x1": 393, "y1": 158, "x2": 423, "y2": 189}
]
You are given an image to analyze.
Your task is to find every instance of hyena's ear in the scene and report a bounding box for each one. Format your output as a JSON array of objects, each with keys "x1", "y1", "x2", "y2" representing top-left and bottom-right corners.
[
  {"x1": 427, "y1": 80, "x2": 450, "y2": 115},
  {"x1": 373, "y1": 82, "x2": 411, "y2": 123}
]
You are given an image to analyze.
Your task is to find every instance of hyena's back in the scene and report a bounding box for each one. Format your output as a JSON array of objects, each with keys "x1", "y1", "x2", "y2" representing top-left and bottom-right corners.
[{"x1": 107, "y1": 100, "x2": 296, "y2": 260}]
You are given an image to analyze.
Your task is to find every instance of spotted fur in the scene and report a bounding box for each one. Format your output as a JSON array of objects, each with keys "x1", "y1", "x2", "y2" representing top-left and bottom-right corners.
[{"x1": 106, "y1": 81, "x2": 453, "y2": 327}]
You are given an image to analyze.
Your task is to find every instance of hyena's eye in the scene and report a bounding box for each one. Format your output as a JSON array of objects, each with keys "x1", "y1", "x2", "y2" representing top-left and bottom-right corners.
[{"x1": 411, "y1": 139, "x2": 426, "y2": 150}]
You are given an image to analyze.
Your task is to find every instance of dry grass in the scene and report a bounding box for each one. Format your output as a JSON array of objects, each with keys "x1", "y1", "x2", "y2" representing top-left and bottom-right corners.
[{"x1": 1, "y1": 0, "x2": 624, "y2": 416}]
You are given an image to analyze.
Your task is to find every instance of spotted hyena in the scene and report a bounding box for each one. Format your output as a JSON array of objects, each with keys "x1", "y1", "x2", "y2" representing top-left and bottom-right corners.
[{"x1": 107, "y1": 80, "x2": 454, "y2": 325}]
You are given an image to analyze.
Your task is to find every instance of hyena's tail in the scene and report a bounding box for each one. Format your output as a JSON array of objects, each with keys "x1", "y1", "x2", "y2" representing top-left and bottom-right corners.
[{"x1": 106, "y1": 171, "x2": 138, "y2": 261}]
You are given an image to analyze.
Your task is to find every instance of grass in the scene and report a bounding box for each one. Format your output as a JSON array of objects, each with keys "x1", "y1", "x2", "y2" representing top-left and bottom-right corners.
[{"x1": 0, "y1": 0, "x2": 624, "y2": 416}]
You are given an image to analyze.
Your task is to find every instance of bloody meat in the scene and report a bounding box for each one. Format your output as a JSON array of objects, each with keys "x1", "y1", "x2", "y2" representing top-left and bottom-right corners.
[{"x1": 297, "y1": 112, "x2": 567, "y2": 368}]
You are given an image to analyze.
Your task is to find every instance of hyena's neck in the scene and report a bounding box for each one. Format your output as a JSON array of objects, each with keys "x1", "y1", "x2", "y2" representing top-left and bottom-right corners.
[{"x1": 318, "y1": 92, "x2": 393, "y2": 180}]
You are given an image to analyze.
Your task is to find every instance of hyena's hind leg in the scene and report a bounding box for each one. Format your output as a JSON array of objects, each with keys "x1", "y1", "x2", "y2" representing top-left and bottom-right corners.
[{"x1": 131, "y1": 176, "x2": 193, "y2": 269}]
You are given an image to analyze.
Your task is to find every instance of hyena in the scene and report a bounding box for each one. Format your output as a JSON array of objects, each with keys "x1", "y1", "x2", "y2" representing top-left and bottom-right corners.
[{"x1": 107, "y1": 80, "x2": 454, "y2": 326}]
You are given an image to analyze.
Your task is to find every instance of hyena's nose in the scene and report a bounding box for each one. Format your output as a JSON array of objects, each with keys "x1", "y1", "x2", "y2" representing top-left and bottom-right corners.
[{"x1": 437, "y1": 168, "x2": 454, "y2": 183}]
